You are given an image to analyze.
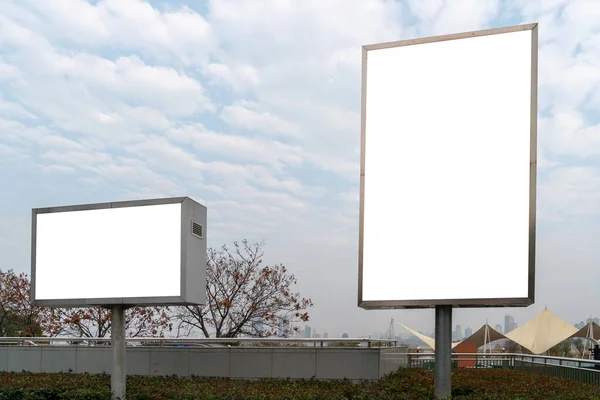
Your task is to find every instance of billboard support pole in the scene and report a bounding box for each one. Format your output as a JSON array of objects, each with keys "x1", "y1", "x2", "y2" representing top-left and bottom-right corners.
[
  {"x1": 434, "y1": 305, "x2": 452, "y2": 399},
  {"x1": 111, "y1": 305, "x2": 126, "y2": 400}
]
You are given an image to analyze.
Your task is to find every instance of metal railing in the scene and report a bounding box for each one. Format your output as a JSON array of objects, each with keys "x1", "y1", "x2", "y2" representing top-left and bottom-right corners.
[
  {"x1": 407, "y1": 352, "x2": 600, "y2": 386},
  {"x1": 0, "y1": 336, "x2": 398, "y2": 348},
  {"x1": 515, "y1": 354, "x2": 600, "y2": 386},
  {"x1": 408, "y1": 352, "x2": 513, "y2": 369}
]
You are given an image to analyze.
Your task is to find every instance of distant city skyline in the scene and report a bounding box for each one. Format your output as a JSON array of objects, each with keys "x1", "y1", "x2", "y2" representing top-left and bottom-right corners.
[
  {"x1": 300, "y1": 313, "x2": 599, "y2": 343},
  {"x1": 575, "y1": 317, "x2": 600, "y2": 330}
]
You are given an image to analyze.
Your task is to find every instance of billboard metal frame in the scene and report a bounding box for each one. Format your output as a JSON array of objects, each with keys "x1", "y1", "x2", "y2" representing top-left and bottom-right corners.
[
  {"x1": 358, "y1": 23, "x2": 538, "y2": 310},
  {"x1": 31, "y1": 196, "x2": 206, "y2": 307}
]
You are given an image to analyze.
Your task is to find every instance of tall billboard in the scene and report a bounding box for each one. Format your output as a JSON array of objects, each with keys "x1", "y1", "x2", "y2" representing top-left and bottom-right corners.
[
  {"x1": 31, "y1": 197, "x2": 207, "y2": 307},
  {"x1": 358, "y1": 24, "x2": 538, "y2": 309}
]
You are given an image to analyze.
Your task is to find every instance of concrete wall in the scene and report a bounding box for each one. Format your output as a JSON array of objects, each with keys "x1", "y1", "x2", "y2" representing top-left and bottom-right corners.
[
  {"x1": 0, "y1": 346, "x2": 408, "y2": 381},
  {"x1": 379, "y1": 347, "x2": 409, "y2": 376}
]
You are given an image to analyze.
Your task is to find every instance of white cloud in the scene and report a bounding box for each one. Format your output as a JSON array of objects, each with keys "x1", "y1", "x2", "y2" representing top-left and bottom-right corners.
[
  {"x1": 0, "y1": 60, "x2": 24, "y2": 83},
  {"x1": 204, "y1": 63, "x2": 260, "y2": 92},
  {"x1": 0, "y1": 119, "x2": 83, "y2": 150},
  {"x1": 339, "y1": 190, "x2": 359, "y2": 204},
  {"x1": 540, "y1": 108, "x2": 600, "y2": 158},
  {"x1": 539, "y1": 166, "x2": 600, "y2": 218},
  {"x1": 537, "y1": 147, "x2": 560, "y2": 168},
  {"x1": 91, "y1": 158, "x2": 185, "y2": 197},
  {"x1": 408, "y1": 0, "x2": 501, "y2": 34},
  {"x1": 40, "y1": 150, "x2": 112, "y2": 168},
  {"x1": 0, "y1": 97, "x2": 37, "y2": 120},
  {"x1": 0, "y1": 144, "x2": 18, "y2": 157},
  {"x1": 220, "y1": 102, "x2": 302, "y2": 138},
  {"x1": 3, "y1": 0, "x2": 216, "y2": 65},
  {"x1": 41, "y1": 165, "x2": 76, "y2": 174},
  {"x1": 511, "y1": 1, "x2": 600, "y2": 115},
  {"x1": 0, "y1": 16, "x2": 212, "y2": 148},
  {"x1": 167, "y1": 123, "x2": 304, "y2": 171}
]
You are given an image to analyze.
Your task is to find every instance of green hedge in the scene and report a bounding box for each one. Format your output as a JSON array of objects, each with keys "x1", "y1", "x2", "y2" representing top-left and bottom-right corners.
[
  {"x1": 0, "y1": 388, "x2": 111, "y2": 400},
  {"x1": 0, "y1": 369, "x2": 598, "y2": 400}
]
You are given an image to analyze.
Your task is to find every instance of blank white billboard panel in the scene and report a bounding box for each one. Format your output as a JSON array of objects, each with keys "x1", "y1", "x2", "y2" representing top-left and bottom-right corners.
[
  {"x1": 359, "y1": 25, "x2": 537, "y2": 308},
  {"x1": 32, "y1": 197, "x2": 207, "y2": 307}
]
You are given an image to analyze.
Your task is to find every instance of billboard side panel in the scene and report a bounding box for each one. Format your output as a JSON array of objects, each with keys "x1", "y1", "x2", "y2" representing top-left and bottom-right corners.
[{"x1": 182, "y1": 198, "x2": 207, "y2": 305}]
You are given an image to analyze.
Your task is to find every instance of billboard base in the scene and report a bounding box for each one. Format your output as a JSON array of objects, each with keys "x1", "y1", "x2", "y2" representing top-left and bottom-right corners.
[
  {"x1": 111, "y1": 305, "x2": 126, "y2": 400},
  {"x1": 434, "y1": 305, "x2": 452, "y2": 399}
]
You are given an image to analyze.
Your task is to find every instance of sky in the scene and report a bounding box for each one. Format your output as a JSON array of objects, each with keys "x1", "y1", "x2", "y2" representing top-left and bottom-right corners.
[{"x1": 1, "y1": 0, "x2": 600, "y2": 338}]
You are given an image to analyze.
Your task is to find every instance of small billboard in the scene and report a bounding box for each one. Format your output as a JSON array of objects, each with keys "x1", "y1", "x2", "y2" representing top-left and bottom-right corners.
[{"x1": 31, "y1": 197, "x2": 206, "y2": 307}]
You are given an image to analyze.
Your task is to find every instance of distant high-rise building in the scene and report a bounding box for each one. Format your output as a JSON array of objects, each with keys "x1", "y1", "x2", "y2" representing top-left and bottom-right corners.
[
  {"x1": 324, "y1": 332, "x2": 329, "y2": 338},
  {"x1": 313, "y1": 333, "x2": 321, "y2": 338},
  {"x1": 465, "y1": 327, "x2": 473, "y2": 338},
  {"x1": 455, "y1": 325, "x2": 463, "y2": 341},
  {"x1": 494, "y1": 324, "x2": 503, "y2": 333},
  {"x1": 304, "y1": 325, "x2": 312, "y2": 339},
  {"x1": 504, "y1": 315, "x2": 515, "y2": 334}
]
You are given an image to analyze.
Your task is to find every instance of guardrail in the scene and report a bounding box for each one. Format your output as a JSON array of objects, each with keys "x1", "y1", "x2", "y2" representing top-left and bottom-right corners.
[
  {"x1": 0, "y1": 337, "x2": 398, "y2": 348},
  {"x1": 407, "y1": 352, "x2": 600, "y2": 386},
  {"x1": 408, "y1": 352, "x2": 513, "y2": 369},
  {"x1": 515, "y1": 354, "x2": 600, "y2": 386}
]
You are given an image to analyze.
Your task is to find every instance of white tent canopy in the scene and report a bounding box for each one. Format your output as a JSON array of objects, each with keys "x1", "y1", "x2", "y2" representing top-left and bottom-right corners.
[
  {"x1": 397, "y1": 322, "x2": 437, "y2": 350},
  {"x1": 397, "y1": 309, "x2": 586, "y2": 355},
  {"x1": 396, "y1": 322, "x2": 462, "y2": 351},
  {"x1": 505, "y1": 308, "x2": 578, "y2": 354}
]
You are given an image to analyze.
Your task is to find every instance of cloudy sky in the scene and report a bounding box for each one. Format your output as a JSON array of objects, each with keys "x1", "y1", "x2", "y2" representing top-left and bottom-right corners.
[{"x1": 1, "y1": 0, "x2": 599, "y2": 338}]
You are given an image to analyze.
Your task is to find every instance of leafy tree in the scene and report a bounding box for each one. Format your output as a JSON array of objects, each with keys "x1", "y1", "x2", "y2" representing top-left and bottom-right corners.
[
  {"x1": 175, "y1": 240, "x2": 313, "y2": 338},
  {"x1": 0, "y1": 269, "x2": 46, "y2": 337},
  {"x1": 573, "y1": 338, "x2": 586, "y2": 357},
  {"x1": 547, "y1": 339, "x2": 573, "y2": 357},
  {"x1": 498, "y1": 339, "x2": 531, "y2": 354}
]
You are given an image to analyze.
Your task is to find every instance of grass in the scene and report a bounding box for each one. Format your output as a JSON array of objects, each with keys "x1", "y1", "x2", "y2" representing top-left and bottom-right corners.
[{"x1": 0, "y1": 368, "x2": 598, "y2": 399}]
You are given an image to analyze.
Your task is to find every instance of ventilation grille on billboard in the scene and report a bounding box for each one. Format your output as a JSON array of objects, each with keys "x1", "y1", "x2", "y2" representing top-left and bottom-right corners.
[{"x1": 191, "y1": 221, "x2": 203, "y2": 239}]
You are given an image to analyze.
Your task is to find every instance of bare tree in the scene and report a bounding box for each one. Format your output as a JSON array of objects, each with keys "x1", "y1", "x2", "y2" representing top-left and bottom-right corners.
[
  {"x1": 176, "y1": 240, "x2": 313, "y2": 338},
  {"x1": 42, "y1": 306, "x2": 172, "y2": 338},
  {"x1": 0, "y1": 269, "x2": 47, "y2": 336},
  {"x1": 0, "y1": 268, "x2": 172, "y2": 339}
]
